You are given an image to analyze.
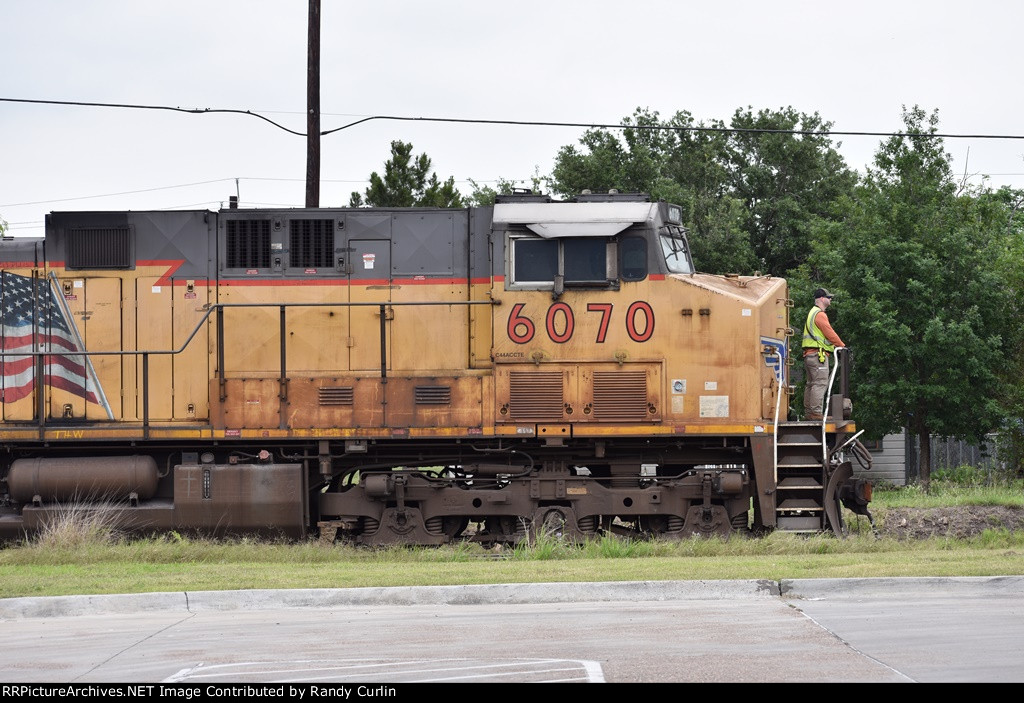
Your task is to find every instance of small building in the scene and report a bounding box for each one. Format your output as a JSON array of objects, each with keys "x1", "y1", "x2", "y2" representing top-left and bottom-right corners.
[{"x1": 856, "y1": 431, "x2": 1000, "y2": 486}]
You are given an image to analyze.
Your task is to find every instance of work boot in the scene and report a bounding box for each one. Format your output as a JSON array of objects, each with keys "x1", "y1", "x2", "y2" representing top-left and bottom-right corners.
[{"x1": 805, "y1": 412, "x2": 823, "y2": 421}]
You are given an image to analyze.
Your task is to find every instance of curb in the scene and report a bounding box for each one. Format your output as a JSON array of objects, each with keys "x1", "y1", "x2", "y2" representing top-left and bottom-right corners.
[{"x1": 0, "y1": 579, "x2": 779, "y2": 619}]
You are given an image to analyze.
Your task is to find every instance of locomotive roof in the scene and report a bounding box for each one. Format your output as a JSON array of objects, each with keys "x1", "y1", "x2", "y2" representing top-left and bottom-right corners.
[{"x1": 492, "y1": 201, "x2": 659, "y2": 238}]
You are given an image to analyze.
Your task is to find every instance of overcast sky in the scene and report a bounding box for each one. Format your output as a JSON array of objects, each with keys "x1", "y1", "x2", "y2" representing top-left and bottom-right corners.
[{"x1": 2, "y1": 0, "x2": 1023, "y2": 236}]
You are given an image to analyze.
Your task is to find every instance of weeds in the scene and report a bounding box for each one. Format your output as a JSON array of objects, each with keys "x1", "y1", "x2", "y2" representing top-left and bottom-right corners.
[
  {"x1": 510, "y1": 531, "x2": 566, "y2": 561},
  {"x1": 581, "y1": 534, "x2": 648, "y2": 559},
  {"x1": 29, "y1": 499, "x2": 127, "y2": 551}
]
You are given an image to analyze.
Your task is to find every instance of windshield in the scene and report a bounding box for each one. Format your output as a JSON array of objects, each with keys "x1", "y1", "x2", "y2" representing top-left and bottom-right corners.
[{"x1": 660, "y1": 229, "x2": 693, "y2": 274}]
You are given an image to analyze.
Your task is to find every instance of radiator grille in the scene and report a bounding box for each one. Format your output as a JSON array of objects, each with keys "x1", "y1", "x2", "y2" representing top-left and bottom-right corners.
[
  {"x1": 318, "y1": 386, "x2": 354, "y2": 406},
  {"x1": 592, "y1": 371, "x2": 648, "y2": 420},
  {"x1": 509, "y1": 371, "x2": 564, "y2": 421},
  {"x1": 225, "y1": 220, "x2": 271, "y2": 268},
  {"x1": 67, "y1": 227, "x2": 132, "y2": 269},
  {"x1": 289, "y1": 219, "x2": 334, "y2": 269},
  {"x1": 415, "y1": 385, "x2": 451, "y2": 405}
]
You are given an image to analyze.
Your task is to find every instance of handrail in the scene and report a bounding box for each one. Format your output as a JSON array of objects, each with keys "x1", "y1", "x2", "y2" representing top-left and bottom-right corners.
[
  {"x1": 770, "y1": 347, "x2": 784, "y2": 487},
  {"x1": 2, "y1": 298, "x2": 497, "y2": 430},
  {"x1": 0, "y1": 299, "x2": 496, "y2": 360},
  {"x1": 819, "y1": 347, "x2": 847, "y2": 466}
]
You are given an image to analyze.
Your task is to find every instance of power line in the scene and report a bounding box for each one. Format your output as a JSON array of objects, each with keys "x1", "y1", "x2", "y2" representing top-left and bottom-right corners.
[
  {"x1": 321, "y1": 115, "x2": 1024, "y2": 141},
  {"x1": 4, "y1": 96, "x2": 1024, "y2": 142},
  {"x1": 0, "y1": 97, "x2": 307, "y2": 137},
  {"x1": 0, "y1": 178, "x2": 238, "y2": 207},
  {"x1": 0, "y1": 177, "x2": 523, "y2": 209}
]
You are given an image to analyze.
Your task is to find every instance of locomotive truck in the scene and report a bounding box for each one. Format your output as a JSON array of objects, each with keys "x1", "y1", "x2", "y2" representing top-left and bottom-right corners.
[{"x1": 0, "y1": 191, "x2": 872, "y2": 545}]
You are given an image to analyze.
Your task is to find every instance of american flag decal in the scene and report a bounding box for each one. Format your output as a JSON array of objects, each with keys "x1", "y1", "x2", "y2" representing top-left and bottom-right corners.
[{"x1": 1, "y1": 271, "x2": 107, "y2": 410}]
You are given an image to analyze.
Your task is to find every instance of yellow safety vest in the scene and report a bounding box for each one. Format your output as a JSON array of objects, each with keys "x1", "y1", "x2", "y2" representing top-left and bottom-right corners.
[{"x1": 802, "y1": 306, "x2": 834, "y2": 362}]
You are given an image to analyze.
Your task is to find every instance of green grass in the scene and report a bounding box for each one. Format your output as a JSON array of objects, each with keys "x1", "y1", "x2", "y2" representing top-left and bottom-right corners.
[
  {"x1": 870, "y1": 481, "x2": 1024, "y2": 509},
  {"x1": 1, "y1": 479, "x2": 1022, "y2": 599}
]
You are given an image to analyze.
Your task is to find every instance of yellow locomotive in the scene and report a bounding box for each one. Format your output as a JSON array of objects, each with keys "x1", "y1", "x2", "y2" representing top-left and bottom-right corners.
[{"x1": 0, "y1": 191, "x2": 871, "y2": 544}]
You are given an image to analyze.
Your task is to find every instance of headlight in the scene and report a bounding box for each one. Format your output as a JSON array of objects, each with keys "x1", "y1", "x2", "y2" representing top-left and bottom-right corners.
[{"x1": 661, "y1": 202, "x2": 683, "y2": 225}]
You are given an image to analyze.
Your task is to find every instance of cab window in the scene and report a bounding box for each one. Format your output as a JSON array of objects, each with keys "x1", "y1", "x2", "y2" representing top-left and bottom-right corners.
[
  {"x1": 563, "y1": 238, "x2": 608, "y2": 284},
  {"x1": 509, "y1": 236, "x2": 613, "y2": 288},
  {"x1": 660, "y1": 231, "x2": 693, "y2": 274},
  {"x1": 512, "y1": 238, "x2": 558, "y2": 284},
  {"x1": 619, "y1": 236, "x2": 647, "y2": 281}
]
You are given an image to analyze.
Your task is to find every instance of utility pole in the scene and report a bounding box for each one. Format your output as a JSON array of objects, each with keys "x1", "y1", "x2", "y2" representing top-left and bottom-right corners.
[{"x1": 306, "y1": 0, "x2": 321, "y2": 207}]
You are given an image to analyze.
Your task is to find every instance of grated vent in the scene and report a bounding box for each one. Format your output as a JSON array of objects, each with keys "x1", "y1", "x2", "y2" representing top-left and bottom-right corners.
[
  {"x1": 415, "y1": 385, "x2": 451, "y2": 405},
  {"x1": 592, "y1": 371, "x2": 648, "y2": 420},
  {"x1": 318, "y1": 386, "x2": 354, "y2": 406},
  {"x1": 67, "y1": 227, "x2": 132, "y2": 269},
  {"x1": 509, "y1": 371, "x2": 564, "y2": 421},
  {"x1": 289, "y1": 219, "x2": 334, "y2": 269},
  {"x1": 225, "y1": 220, "x2": 271, "y2": 269}
]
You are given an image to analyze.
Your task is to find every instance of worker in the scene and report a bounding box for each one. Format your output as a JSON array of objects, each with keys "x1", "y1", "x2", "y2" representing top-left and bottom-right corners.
[{"x1": 802, "y1": 287, "x2": 846, "y2": 421}]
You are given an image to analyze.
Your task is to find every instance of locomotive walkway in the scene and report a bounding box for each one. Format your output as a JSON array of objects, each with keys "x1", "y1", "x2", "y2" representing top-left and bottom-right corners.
[{"x1": 1, "y1": 576, "x2": 1022, "y2": 683}]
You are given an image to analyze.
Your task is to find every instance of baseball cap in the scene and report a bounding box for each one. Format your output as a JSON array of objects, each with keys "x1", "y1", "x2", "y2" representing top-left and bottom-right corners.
[{"x1": 813, "y1": 288, "x2": 834, "y2": 300}]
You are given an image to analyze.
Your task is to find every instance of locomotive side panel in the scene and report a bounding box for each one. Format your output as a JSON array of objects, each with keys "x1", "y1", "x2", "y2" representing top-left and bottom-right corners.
[
  {"x1": 0, "y1": 264, "x2": 39, "y2": 422},
  {"x1": 659, "y1": 275, "x2": 790, "y2": 427},
  {"x1": 487, "y1": 201, "x2": 789, "y2": 433},
  {"x1": 347, "y1": 216, "x2": 392, "y2": 373},
  {"x1": 389, "y1": 210, "x2": 466, "y2": 373},
  {"x1": 44, "y1": 276, "x2": 121, "y2": 420},
  {"x1": 209, "y1": 208, "x2": 489, "y2": 434},
  {"x1": 43, "y1": 211, "x2": 215, "y2": 424},
  {"x1": 135, "y1": 276, "x2": 173, "y2": 419},
  {"x1": 169, "y1": 273, "x2": 212, "y2": 421},
  {"x1": 216, "y1": 211, "x2": 349, "y2": 378},
  {"x1": 489, "y1": 207, "x2": 668, "y2": 435}
]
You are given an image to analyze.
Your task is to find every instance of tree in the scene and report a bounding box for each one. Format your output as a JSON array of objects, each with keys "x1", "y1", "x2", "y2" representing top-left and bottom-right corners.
[
  {"x1": 549, "y1": 108, "x2": 672, "y2": 197},
  {"x1": 466, "y1": 169, "x2": 548, "y2": 207},
  {"x1": 548, "y1": 108, "x2": 757, "y2": 275},
  {"x1": 724, "y1": 107, "x2": 858, "y2": 276},
  {"x1": 987, "y1": 186, "x2": 1024, "y2": 477},
  {"x1": 350, "y1": 141, "x2": 465, "y2": 208},
  {"x1": 547, "y1": 107, "x2": 858, "y2": 276},
  {"x1": 812, "y1": 106, "x2": 1014, "y2": 490}
]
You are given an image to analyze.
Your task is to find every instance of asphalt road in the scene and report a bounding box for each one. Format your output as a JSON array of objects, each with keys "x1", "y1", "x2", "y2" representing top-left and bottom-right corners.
[{"x1": 1, "y1": 576, "x2": 1022, "y2": 684}]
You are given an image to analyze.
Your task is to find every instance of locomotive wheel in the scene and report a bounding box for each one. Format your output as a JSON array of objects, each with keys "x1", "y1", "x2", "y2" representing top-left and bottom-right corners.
[
  {"x1": 639, "y1": 514, "x2": 668, "y2": 537},
  {"x1": 529, "y1": 507, "x2": 585, "y2": 545},
  {"x1": 474, "y1": 516, "x2": 525, "y2": 548},
  {"x1": 680, "y1": 504, "x2": 731, "y2": 538},
  {"x1": 442, "y1": 516, "x2": 469, "y2": 538},
  {"x1": 538, "y1": 508, "x2": 567, "y2": 538}
]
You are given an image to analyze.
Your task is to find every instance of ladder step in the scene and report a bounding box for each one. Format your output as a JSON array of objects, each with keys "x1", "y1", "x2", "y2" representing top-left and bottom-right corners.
[
  {"x1": 777, "y1": 498, "x2": 824, "y2": 510},
  {"x1": 776, "y1": 516, "x2": 824, "y2": 531},
  {"x1": 777, "y1": 477, "x2": 823, "y2": 489}
]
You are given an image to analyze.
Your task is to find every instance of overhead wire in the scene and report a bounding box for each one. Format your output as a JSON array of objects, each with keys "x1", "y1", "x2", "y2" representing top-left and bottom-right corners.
[
  {"x1": 320, "y1": 114, "x2": 1024, "y2": 141},
  {"x1": 0, "y1": 97, "x2": 307, "y2": 137},
  {"x1": 0, "y1": 178, "x2": 238, "y2": 207},
  {"x1": 0, "y1": 177, "x2": 512, "y2": 209},
  {"x1": 2, "y1": 96, "x2": 1022, "y2": 233},
  {"x1": 4, "y1": 96, "x2": 1024, "y2": 142}
]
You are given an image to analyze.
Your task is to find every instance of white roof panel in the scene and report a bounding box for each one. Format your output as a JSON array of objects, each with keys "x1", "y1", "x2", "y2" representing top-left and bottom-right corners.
[{"x1": 493, "y1": 202, "x2": 657, "y2": 239}]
